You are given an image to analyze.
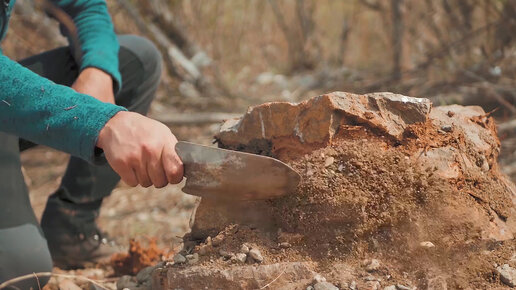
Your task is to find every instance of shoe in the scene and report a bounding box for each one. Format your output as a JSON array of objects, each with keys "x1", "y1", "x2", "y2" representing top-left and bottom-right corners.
[
  {"x1": 43, "y1": 226, "x2": 120, "y2": 269},
  {"x1": 41, "y1": 193, "x2": 121, "y2": 269}
]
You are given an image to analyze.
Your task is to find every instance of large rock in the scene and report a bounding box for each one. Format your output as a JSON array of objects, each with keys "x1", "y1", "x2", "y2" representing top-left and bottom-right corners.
[
  {"x1": 190, "y1": 92, "x2": 516, "y2": 242},
  {"x1": 217, "y1": 92, "x2": 431, "y2": 159}
]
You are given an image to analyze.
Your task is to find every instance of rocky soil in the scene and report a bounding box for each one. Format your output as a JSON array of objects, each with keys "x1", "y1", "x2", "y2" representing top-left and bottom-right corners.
[{"x1": 135, "y1": 92, "x2": 516, "y2": 290}]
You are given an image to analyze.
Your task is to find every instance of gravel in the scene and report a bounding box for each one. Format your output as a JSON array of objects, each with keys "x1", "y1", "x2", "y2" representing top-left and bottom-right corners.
[
  {"x1": 249, "y1": 248, "x2": 264, "y2": 263},
  {"x1": 240, "y1": 244, "x2": 250, "y2": 254},
  {"x1": 497, "y1": 264, "x2": 516, "y2": 287},
  {"x1": 366, "y1": 259, "x2": 380, "y2": 272},
  {"x1": 235, "y1": 253, "x2": 247, "y2": 263},
  {"x1": 313, "y1": 282, "x2": 338, "y2": 290}
]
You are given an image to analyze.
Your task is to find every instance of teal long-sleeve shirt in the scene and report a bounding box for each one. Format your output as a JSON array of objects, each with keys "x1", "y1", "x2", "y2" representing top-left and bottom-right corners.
[{"x1": 0, "y1": 0, "x2": 127, "y2": 162}]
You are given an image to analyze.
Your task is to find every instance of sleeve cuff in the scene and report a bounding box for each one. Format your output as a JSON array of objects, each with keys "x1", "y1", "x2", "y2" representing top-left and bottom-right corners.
[{"x1": 79, "y1": 104, "x2": 127, "y2": 164}]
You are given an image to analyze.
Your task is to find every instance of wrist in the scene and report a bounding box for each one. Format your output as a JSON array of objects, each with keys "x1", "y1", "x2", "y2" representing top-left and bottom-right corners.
[
  {"x1": 79, "y1": 67, "x2": 113, "y2": 85},
  {"x1": 97, "y1": 111, "x2": 126, "y2": 149}
]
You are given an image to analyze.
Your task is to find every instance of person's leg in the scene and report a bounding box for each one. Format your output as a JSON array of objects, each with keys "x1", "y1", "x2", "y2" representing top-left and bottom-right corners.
[
  {"x1": 37, "y1": 35, "x2": 162, "y2": 268},
  {"x1": 18, "y1": 35, "x2": 162, "y2": 268},
  {"x1": 0, "y1": 133, "x2": 53, "y2": 288}
]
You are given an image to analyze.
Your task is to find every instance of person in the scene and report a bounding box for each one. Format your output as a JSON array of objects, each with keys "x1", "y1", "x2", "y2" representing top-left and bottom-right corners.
[{"x1": 0, "y1": 0, "x2": 184, "y2": 288}]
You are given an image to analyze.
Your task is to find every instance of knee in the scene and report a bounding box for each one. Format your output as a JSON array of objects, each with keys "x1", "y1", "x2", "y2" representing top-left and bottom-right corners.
[
  {"x1": 119, "y1": 35, "x2": 163, "y2": 87},
  {"x1": 0, "y1": 224, "x2": 53, "y2": 289}
]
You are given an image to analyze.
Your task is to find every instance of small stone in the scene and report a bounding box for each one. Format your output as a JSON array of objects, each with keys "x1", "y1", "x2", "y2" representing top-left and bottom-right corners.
[
  {"x1": 384, "y1": 286, "x2": 397, "y2": 290},
  {"x1": 314, "y1": 282, "x2": 339, "y2": 290},
  {"x1": 324, "y1": 157, "x2": 335, "y2": 167},
  {"x1": 366, "y1": 259, "x2": 380, "y2": 272},
  {"x1": 338, "y1": 164, "x2": 345, "y2": 172},
  {"x1": 419, "y1": 241, "x2": 435, "y2": 248},
  {"x1": 313, "y1": 274, "x2": 326, "y2": 283},
  {"x1": 240, "y1": 244, "x2": 250, "y2": 254},
  {"x1": 249, "y1": 248, "x2": 264, "y2": 263},
  {"x1": 205, "y1": 236, "x2": 212, "y2": 246},
  {"x1": 306, "y1": 286, "x2": 315, "y2": 290},
  {"x1": 187, "y1": 253, "x2": 199, "y2": 265},
  {"x1": 279, "y1": 242, "x2": 292, "y2": 249},
  {"x1": 366, "y1": 281, "x2": 381, "y2": 290},
  {"x1": 441, "y1": 125, "x2": 453, "y2": 132},
  {"x1": 136, "y1": 266, "x2": 154, "y2": 283},
  {"x1": 117, "y1": 276, "x2": 137, "y2": 290},
  {"x1": 198, "y1": 244, "x2": 211, "y2": 255},
  {"x1": 58, "y1": 279, "x2": 82, "y2": 290},
  {"x1": 497, "y1": 264, "x2": 516, "y2": 287},
  {"x1": 218, "y1": 249, "x2": 232, "y2": 258},
  {"x1": 447, "y1": 111, "x2": 455, "y2": 117},
  {"x1": 396, "y1": 285, "x2": 412, "y2": 290},
  {"x1": 173, "y1": 254, "x2": 186, "y2": 264},
  {"x1": 212, "y1": 234, "x2": 225, "y2": 246},
  {"x1": 349, "y1": 281, "x2": 357, "y2": 290},
  {"x1": 235, "y1": 253, "x2": 247, "y2": 263}
]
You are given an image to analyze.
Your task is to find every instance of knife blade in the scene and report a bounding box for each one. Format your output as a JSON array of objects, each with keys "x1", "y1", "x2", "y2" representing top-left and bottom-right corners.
[{"x1": 175, "y1": 141, "x2": 301, "y2": 200}]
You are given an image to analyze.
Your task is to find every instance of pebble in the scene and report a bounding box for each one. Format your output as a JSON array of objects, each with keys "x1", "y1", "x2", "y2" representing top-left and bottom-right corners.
[
  {"x1": 136, "y1": 266, "x2": 154, "y2": 283},
  {"x1": 205, "y1": 236, "x2": 212, "y2": 246},
  {"x1": 349, "y1": 280, "x2": 357, "y2": 290},
  {"x1": 173, "y1": 254, "x2": 186, "y2": 264},
  {"x1": 212, "y1": 234, "x2": 225, "y2": 246},
  {"x1": 366, "y1": 259, "x2": 380, "y2": 272},
  {"x1": 306, "y1": 286, "x2": 315, "y2": 290},
  {"x1": 249, "y1": 248, "x2": 264, "y2": 263},
  {"x1": 313, "y1": 282, "x2": 338, "y2": 290},
  {"x1": 384, "y1": 286, "x2": 397, "y2": 290},
  {"x1": 198, "y1": 244, "x2": 210, "y2": 255},
  {"x1": 187, "y1": 253, "x2": 199, "y2": 265},
  {"x1": 419, "y1": 241, "x2": 435, "y2": 248},
  {"x1": 313, "y1": 274, "x2": 326, "y2": 283},
  {"x1": 366, "y1": 281, "x2": 380, "y2": 290},
  {"x1": 497, "y1": 264, "x2": 516, "y2": 287},
  {"x1": 117, "y1": 275, "x2": 138, "y2": 290},
  {"x1": 324, "y1": 157, "x2": 335, "y2": 167},
  {"x1": 235, "y1": 253, "x2": 247, "y2": 263},
  {"x1": 441, "y1": 125, "x2": 453, "y2": 132},
  {"x1": 279, "y1": 242, "x2": 292, "y2": 249},
  {"x1": 218, "y1": 249, "x2": 233, "y2": 258},
  {"x1": 240, "y1": 244, "x2": 250, "y2": 254},
  {"x1": 396, "y1": 285, "x2": 412, "y2": 290},
  {"x1": 58, "y1": 279, "x2": 82, "y2": 290}
]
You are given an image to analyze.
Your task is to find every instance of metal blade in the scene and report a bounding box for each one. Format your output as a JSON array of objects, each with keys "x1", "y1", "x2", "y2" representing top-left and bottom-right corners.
[{"x1": 175, "y1": 141, "x2": 301, "y2": 200}]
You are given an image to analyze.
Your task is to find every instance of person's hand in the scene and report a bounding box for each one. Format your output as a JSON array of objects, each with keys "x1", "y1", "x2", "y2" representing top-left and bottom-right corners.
[
  {"x1": 72, "y1": 67, "x2": 115, "y2": 104},
  {"x1": 96, "y1": 111, "x2": 184, "y2": 188}
]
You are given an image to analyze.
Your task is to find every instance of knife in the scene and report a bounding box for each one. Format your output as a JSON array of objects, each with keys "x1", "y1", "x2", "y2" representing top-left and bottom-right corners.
[{"x1": 175, "y1": 141, "x2": 301, "y2": 200}]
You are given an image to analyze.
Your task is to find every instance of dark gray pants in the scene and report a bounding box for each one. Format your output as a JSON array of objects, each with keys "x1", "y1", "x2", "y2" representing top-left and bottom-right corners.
[{"x1": 0, "y1": 35, "x2": 162, "y2": 289}]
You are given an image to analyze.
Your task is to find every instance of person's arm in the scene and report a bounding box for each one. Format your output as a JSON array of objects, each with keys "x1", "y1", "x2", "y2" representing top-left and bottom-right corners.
[
  {"x1": 0, "y1": 55, "x2": 183, "y2": 188},
  {"x1": 0, "y1": 54, "x2": 125, "y2": 161},
  {"x1": 51, "y1": 0, "x2": 121, "y2": 95}
]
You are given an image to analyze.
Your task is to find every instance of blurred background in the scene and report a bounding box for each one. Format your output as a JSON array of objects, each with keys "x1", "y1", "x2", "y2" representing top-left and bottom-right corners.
[{"x1": 1, "y1": 0, "x2": 516, "y2": 270}]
